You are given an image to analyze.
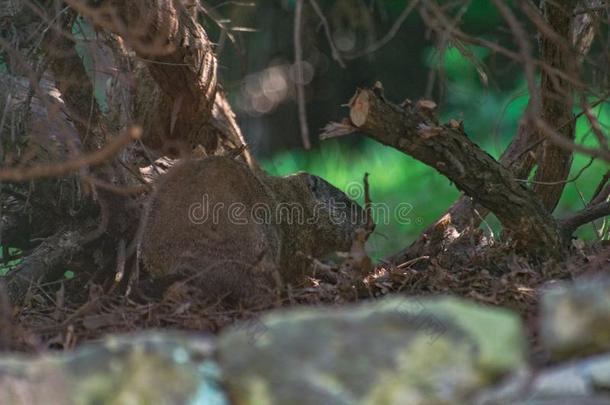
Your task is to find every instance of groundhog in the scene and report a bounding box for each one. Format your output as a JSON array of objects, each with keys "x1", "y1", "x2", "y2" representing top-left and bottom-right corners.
[{"x1": 141, "y1": 156, "x2": 367, "y2": 300}]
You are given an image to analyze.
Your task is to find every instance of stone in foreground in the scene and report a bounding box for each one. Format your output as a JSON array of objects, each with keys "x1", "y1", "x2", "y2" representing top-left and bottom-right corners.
[
  {"x1": 540, "y1": 277, "x2": 610, "y2": 359},
  {"x1": 219, "y1": 296, "x2": 525, "y2": 405},
  {"x1": 475, "y1": 353, "x2": 610, "y2": 404},
  {"x1": 0, "y1": 332, "x2": 226, "y2": 405}
]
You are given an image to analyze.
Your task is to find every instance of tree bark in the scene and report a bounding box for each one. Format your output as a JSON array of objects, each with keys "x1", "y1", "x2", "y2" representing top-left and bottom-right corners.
[
  {"x1": 346, "y1": 87, "x2": 565, "y2": 259},
  {"x1": 39, "y1": 7, "x2": 104, "y2": 150},
  {"x1": 390, "y1": 0, "x2": 597, "y2": 264},
  {"x1": 532, "y1": 0, "x2": 578, "y2": 212},
  {"x1": 389, "y1": 100, "x2": 540, "y2": 264},
  {"x1": 67, "y1": 0, "x2": 254, "y2": 164}
]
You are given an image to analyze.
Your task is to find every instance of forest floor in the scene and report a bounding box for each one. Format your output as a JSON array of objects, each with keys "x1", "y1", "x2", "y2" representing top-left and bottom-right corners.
[{"x1": 5, "y1": 240, "x2": 610, "y2": 364}]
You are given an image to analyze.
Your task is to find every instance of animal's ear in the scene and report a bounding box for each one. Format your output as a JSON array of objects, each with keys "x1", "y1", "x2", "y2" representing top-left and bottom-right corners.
[
  {"x1": 289, "y1": 172, "x2": 317, "y2": 190},
  {"x1": 304, "y1": 174, "x2": 331, "y2": 197},
  {"x1": 306, "y1": 174, "x2": 320, "y2": 192},
  {"x1": 307, "y1": 175, "x2": 343, "y2": 201}
]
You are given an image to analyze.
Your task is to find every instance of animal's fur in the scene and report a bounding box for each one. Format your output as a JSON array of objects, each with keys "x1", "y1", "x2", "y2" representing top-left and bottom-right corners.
[{"x1": 141, "y1": 156, "x2": 366, "y2": 300}]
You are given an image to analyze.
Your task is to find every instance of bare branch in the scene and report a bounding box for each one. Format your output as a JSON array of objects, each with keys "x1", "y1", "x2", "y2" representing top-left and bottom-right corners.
[
  {"x1": 307, "y1": 0, "x2": 345, "y2": 68},
  {"x1": 343, "y1": 0, "x2": 420, "y2": 60},
  {"x1": 492, "y1": 0, "x2": 540, "y2": 112},
  {"x1": 590, "y1": 171, "x2": 610, "y2": 205},
  {"x1": 294, "y1": 0, "x2": 311, "y2": 150},
  {"x1": 339, "y1": 86, "x2": 565, "y2": 258},
  {"x1": 0, "y1": 127, "x2": 141, "y2": 182},
  {"x1": 560, "y1": 201, "x2": 610, "y2": 235}
]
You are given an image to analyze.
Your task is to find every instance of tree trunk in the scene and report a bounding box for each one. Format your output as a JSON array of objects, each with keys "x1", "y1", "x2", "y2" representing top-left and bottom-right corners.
[
  {"x1": 532, "y1": 0, "x2": 578, "y2": 212},
  {"x1": 389, "y1": 0, "x2": 597, "y2": 264}
]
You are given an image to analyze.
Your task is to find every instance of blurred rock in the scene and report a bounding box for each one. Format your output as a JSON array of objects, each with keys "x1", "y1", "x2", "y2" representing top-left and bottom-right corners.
[
  {"x1": 476, "y1": 354, "x2": 610, "y2": 405},
  {"x1": 9, "y1": 280, "x2": 610, "y2": 405},
  {"x1": 540, "y1": 277, "x2": 610, "y2": 359},
  {"x1": 218, "y1": 296, "x2": 525, "y2": 405},
  {"x1": 0, "y1": 332, "x2": 226, "y2": 405},
  {"x1": 514, "y1": 398, "x2": 610, "y2": 405}
]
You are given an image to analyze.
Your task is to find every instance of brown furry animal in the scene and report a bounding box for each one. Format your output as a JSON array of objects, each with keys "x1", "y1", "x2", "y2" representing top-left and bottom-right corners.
[{"x1": 141, "y1": 156, "x2": 367, "y2": 300}]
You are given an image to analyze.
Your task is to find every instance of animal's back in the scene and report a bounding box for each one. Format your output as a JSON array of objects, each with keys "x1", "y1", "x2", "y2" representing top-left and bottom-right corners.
[{"x1": 141, "y1": 157, "x2": 280, "y2": 299}]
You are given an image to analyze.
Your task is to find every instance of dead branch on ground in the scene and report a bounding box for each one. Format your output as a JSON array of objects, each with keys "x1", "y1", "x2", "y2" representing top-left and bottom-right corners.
[{"x1": 324, "y1": 86, "x2": 565, "y2": 259}]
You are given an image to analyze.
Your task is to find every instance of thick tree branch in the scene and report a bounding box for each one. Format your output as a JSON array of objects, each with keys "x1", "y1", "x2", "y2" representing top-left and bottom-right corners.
[
  {"x1": 0, "y1": 127, "x2": 141, "y2": 182},
  {"x1": 66, "y1": 0, "x2": 217, "y2": 117},
  {"x1": 334, "y1": 86, "x2": 565, "y2": 258},
  {"x1": 390, "y1": 100, "x2": 541, "y2": 263},
  {"x1": 560, "y1": 201, "x2": 610, "y2": 236},
  {"x1": 66, "y1": 0, "x2": 253, "y2": 165}
]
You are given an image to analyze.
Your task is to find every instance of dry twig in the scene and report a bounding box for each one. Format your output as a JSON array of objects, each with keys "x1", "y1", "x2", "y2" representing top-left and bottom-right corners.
[{"x1": 0, "y1": 127, "x2": 141, "y2": 182}]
